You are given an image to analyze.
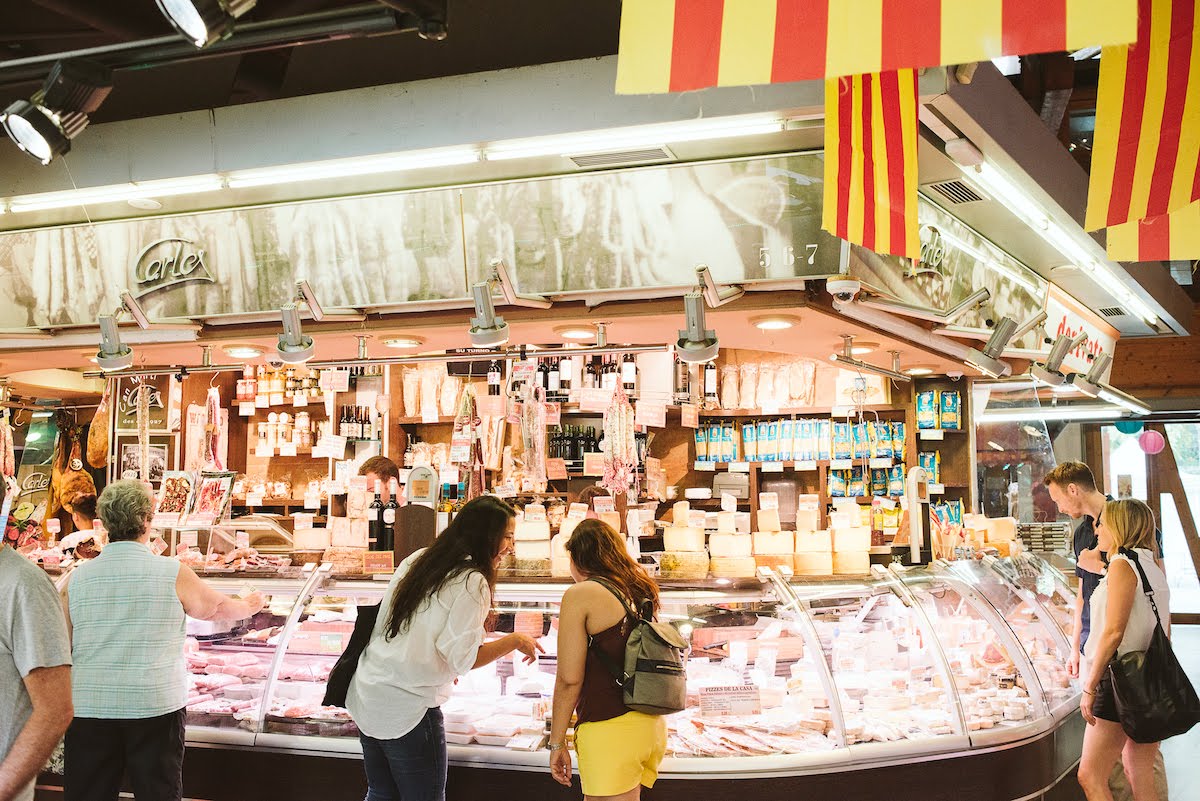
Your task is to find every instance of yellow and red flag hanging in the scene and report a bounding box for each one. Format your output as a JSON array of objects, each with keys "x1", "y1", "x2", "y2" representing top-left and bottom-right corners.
[
  {"x1": 1106, "y1": 200, "x2": 1200, "y2": 260},
  {"x1": 1086, "y1": 0, "x2": 1200, "y2": 234},
  {"x1": 822, "y1": 70, "x2": 920, "y2": 258},
  {"x1": 616, "y1": 0, "x2": 1138, "y2": 93}
]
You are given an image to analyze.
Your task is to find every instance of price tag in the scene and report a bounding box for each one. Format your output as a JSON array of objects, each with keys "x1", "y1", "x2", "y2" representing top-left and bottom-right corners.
[
  {"x1": 759, "y1": 492, "x2": 779, "y2": 511},
  {"x1": 270, "y1": 393, "x2": 285, "y2": 407},
  {"x1": 762, "y1": 462, "x2": 784, "y2": 473},
  {"x1": 721, "y1": 493, "x2": 737, "y2": 513},
  {"x1": 830, "y1": 458, "x2": 854, "y2": 470},
  {"x1": 362, "y1": 552, "x2": 396, "y2": 576},
  {"x1": 729, "y1": 461, "x2": 750, "y2": 473},
  {"x1": 450, "y1": 430, "x2": 472, "y2": 464},
  {"x1": 698, "y1": 686, "x2": 762, "y2": 718},
  {"x1": 421, "y1": 406, "x2": 441, "y2": 424},
  {"x1": 254, "y1": 394, "x2": 269, "y2": 409},
  {"x1": 579, "y1": 387, "x2": 611, "y2": 412},
  {"x1": 254, "y1": 445, "x2": 274, "y2": 459},
  {"x1": 279, "y1": 443, "x2": 298, "y2": 457},
  {"x1": 583, "y1": 452, "x2": 605, "y2": 477},
  {"x1": 634, "y1": 403, "x2": 666, "y2": 429},
  {"x1": 694, "y1": 460, "x2": 717, "y2": 471},
  {"x1": 567, "y1": 503, "x2": 589, "y2": 520},
  {"x1": 314, "y1": 434, "x2": 348, "y2": 459},
  {"x1": 681, "y1": 403, "x2": 699, "y2": 429},
  {"x1": 928, "y1": 483, "x2": 945, "y2": 495},
  {"x1": 525, "y1": 503, "x2": 547, "y2": 522},
  {"x1": 546, "y1": 458, "x2": 568, "y2": 480},
  {"x1": 150, "y1": 537, "x2": 168, "y2": 556},
  {"x1": 245, "y1": 492, "x2": 263, "y2": 507},
  {"x1": 321, "y1": 370, "x2": 351, "y2": 393},
  {"x1": 235, "y1": 531, "x2": 251, "y2": 549},
  {"x1": 505, "y1": 402, "x2": 521, "y2": 425},
  {"x1": 592, "y1": 496, "x2": 616, "y2": 515},
  {"x1": 544, "y1": 402, "x2": 561, "y2": 426},
  {"x1": 293, "y1": 394, "x2": 308, "y2": 408},
  {"x1": 293, "y1": 513, "x2": 315, "y2": 530},
  {"x1": 919, "y1": 429, "x2": 945, "y2": 441},
  {"x1": 831, "y1": 405, "x2": 852, "y2": 418},
  {"x1": 180, "y1": 530, "x2": 199, "y2": 547},
  {"x1": 304, "y1": 491, "x2": 321, "y2": 510},
  {"x1": 239, "y1": 402, "x2": 255, "y2": 417},
  {"x1": 794, "y1": 459, "x2": 818, "y2": 472},
  {"x1": 869, "y1": 457, "x2": 893, "y2": 469},
  {"x1": 477, "y1": 394, "x2": 504, "y2": 417},
  {"x1": 688, "y1": 510, "x2": 708, "y2": 529},
  {"x1": 875, "y1": 497, "x2": 898, "y2": 510},
  {"x1": 761, "y1": 402, "x2": 781, "y2": 415},
  {"x1": 511, "y1": 360, "x2": 538, "y2": 384}
]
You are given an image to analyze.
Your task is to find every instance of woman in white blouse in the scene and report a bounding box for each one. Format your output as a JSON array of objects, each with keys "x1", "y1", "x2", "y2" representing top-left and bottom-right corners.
[
  {"x1": 347, "y1": 496, "x2": 543, "y2": 801},
  {"x1": 1078, "y1": 499, "x2": 1171, "y2": 801}
]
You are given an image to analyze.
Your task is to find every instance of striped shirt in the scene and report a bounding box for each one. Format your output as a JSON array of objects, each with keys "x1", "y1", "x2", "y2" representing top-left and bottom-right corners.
[{"x1": 68, "y1": 540, "x2": 187, "y2": 719}]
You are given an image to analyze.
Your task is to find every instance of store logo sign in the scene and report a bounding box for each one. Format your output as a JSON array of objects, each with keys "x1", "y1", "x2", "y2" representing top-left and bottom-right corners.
[
  {"x1": 907, "y1": 225, "x2": 948, "y2": 278},
  {"x1": 133, "y1": 238, "x2": 215, "y2": 299},
  {"x1": 21, "y1": 472, "x2": 50, "y2": 496}
]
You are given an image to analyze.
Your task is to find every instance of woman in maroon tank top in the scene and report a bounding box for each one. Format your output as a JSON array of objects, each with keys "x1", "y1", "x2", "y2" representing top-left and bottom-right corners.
[{"x1": 549, "y1": 520, "x2": 667, "y2": 800}]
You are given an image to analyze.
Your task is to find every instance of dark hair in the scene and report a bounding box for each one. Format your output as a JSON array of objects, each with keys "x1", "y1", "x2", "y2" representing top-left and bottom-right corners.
[
  {"x1": 358, "y1": 455, "x2": 400, "y2": 485},
  {"x1": 384, "y1": 495, "x2": 515, "y2": 640},
  {"x1": 576, "y1": 485, "x2": 611, "y2": 508},
  {"x1": 70, "y1": 492, "x2": 98, "y2": 521},
  {"x1": 566, "y1": 519, "x2": 659, "y2": 615},
  {"x1": 1043, "y1": 461, "x2": 1097, "y2": 492}
]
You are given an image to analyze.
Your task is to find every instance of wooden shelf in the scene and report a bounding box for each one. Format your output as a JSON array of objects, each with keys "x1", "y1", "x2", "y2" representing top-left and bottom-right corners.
[{"x1": 699, "y1": 404, "x2": 906, "y2": 419}]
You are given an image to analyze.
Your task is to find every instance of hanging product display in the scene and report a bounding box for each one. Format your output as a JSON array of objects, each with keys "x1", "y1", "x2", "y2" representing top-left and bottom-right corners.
[
  {"x1": 205, "y1": 387, "x2": 225, "y2": 470},
  {"x1": 601, "y1": 385, "x2": 636, "y2": 498},
  {"x1": 137, "y1": 383, "x2": 151, "y2": 483},
  {"x1": 47, "y1": 412, "x2": 96, "y2": 521},
  {"x1": 0, "y1": 411, "x2": 14, "y2": 479},
  {"x1": 516, "y1": 383, "x2": 547, "y2": 492},
  {"x1": 87, "y1": 383, "x2": 110, "y2": 468},
  {"x1": 451, "y1": 384, "x2": 486, "y2": 502}
]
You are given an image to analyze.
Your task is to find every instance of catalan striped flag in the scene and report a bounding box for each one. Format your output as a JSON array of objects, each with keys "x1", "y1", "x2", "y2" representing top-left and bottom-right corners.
[
  {"x1": 615, "y1": 0, "x2": 1138, "y2": 93},
  {"x1": 822, "y1": 70, "x2": 920, "y2": 258},
  {"x1": 1086, "y1": 0, "x2": 1200, "y2": 232},
  {"x1": 1106, "y1": 200, "x2": 1200, "y2": 260}
]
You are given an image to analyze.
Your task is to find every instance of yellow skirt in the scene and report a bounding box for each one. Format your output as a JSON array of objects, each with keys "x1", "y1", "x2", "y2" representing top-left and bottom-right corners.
[{"x1": 574, "y1": 711, "x2": 668, "y2": 796}]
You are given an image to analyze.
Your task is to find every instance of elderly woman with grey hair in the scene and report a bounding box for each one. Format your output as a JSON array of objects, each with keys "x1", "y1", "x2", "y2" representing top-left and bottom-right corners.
[{"x1": 61, "y1": 481, "x2": 265, "y2": 801}]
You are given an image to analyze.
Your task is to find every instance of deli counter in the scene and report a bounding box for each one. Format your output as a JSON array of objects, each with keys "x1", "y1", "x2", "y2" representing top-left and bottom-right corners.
[{"x1": 37, "y1": 555, "x2": 1086, "y2": 801}]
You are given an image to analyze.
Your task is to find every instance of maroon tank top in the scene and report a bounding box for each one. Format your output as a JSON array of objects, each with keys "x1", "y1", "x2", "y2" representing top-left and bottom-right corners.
[{"x1": 576, "y1": 603, "x2": 633, "y2": 725}]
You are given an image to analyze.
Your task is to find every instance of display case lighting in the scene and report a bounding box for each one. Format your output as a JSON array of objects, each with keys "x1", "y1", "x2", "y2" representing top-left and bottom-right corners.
[
  {"x1": 7, "y1": 174, "x2": 225, "y2": 213},
  {"x1": 224, "y1": 147, "x2": 480, "y2": 189},
  {"x1": 554, "y1": 326, "x2": 595, "y2": 341}
]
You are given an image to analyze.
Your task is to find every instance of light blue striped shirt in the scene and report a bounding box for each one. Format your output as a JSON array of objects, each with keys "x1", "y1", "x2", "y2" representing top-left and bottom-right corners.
[{"x1": 68, "y1": 540, "x2": 187, "y2": 719}]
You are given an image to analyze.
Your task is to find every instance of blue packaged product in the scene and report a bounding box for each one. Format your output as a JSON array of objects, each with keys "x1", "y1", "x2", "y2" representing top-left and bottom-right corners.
[
  {"x1": 796, "y1": 420, "x2": 816, "y2": 462},
  {"x1": 889, "y1": 464, "x2": 906, "y2": 496},
  {"x1": 848, "y1": 466, "x2": 866, "y2": 497},
  {"x1": 757, "y1": 419, "x2": 774, "y2": 462},
  {"x1": 828, "y1": 470, "x2": 848, "y2": 497},
  {"x1": 694, "y1": 426, "x2": 709, "y2": 461},
  {"x1": 779, "y1": 418, "x2": 794, "y2": 462},
  {"x1": 918, "y1": 451, "x2": 941, "y2": 484},
  {"x1": 818, "y1": 420, "x2": 832, "y2": 461},
  {"x1": 869, "y1": 421, "x2": 892, "y2": 459},
  {"x1": 853, "y1": 423, "x2": 869, "y2": 460},
  {"x1": 940, "y1": 391, "x2": 961, "y2": 430},
  {"x1": 892, "y1": 421, "x2": 906, "y2": 456},
  {"x1": 871, "y1": 468, "x2": 889, "y2": 496},
  {"x1": 741, "y1": 421, "x2": 758, "y2": 462},
  {"x1": 916, "y1": 390, "x2": 939, "y2": 429},
  {"x1": 832, "y1": 422, "x2": 853, "y2": 460}
]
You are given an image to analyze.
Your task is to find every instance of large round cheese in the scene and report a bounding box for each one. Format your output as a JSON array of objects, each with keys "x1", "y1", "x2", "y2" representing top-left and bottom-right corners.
[
  {"x1": 663, "y1": 526, "x2": 705, "y2": 552},
  {"x1": 795, "y1": 530, "x2": 832, "y2": 553},
  {"x1": 514, "y1": 519, "x2": 551, "y2": 541},
  {"x1": 709, "y1": 556, "x2": 757, "y2": 578},
  {"x1": 659, "y1": 551, "x2": 709, "y2": 580},
  {"x1": 709, "y1": 532, "x2": 752, "y2": 558},
  {"x1": 753, "y1": 530, "x2": 795, "y2": 555},
  {"x1": 793, "y1": 552, "x2": 833, "y2": 575},
  {"x1": 515, "y1": 539, "x2": 551, "y2": 560},
  {"x1": 833, "y1": 551, "x2": 871, "y2": 574}
]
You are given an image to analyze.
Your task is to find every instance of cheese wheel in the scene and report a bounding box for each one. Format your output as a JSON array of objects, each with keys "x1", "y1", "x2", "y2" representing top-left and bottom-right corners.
[
  {"x1": 754, "y1": 554, "x2": 794, "y2": 572},
  {"x1": 833, "y1": 551, "x2": 871, "y2": 574},
  {"x1": 514, "y1": 519, "x2": 551, "y2": 541},
  {"x1": 293, "y1": 527, "x2": 331, "y2": 550},
  {"x1": 832, "y1": 527, "x2": 871, "y2": 552},
  {"x1": 753, "y1": 530, "x2": 795, "y2": 555},
  {"x1": 793, "y1": 552, "x2": 834, "y2": 575},
  {"x1": 756, "y1": 508, "x2": 782, "y2": 533},
  {"x1": 716, "y1": 511, "x2": 737, "y2": 534},
  {"x1": 598, "y1": 511, "x2": 622, "y2": 533},
  {"x1": 659, "y1": 551, "x2": 709, "y2": 579},
  {"x1": 709, "y1": 556, "x2": 757, "y2": 578},
  {"x1": 551, "y1": 556, "x2": 572, "y2": 578},
  {"x1": 550, "y1": 533, "x2": 569, "y2": 558},
  {"x1": 709, "y1": 532, "x2": 752, "y2": 558},
  {"x1": 558, "y1": 517, "x2": 582, "y2": 540},
  {"x1": 515, "y1": 539, "x2": 551, "y2": 560},
  {"x1": 794, "y1": 530, "x2": 833, "y2": 553},
  {"x1": 664, "y1": 526, "x2": 705, "y2": 552},
  {"x1": 516, "y1": 557, "x2": 551, "y2": 576},
  {"x1": 672, "y1": 501, "x2": 691, "y2": 523}
]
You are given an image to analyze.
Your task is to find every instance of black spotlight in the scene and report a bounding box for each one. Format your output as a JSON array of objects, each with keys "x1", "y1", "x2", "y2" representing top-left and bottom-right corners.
[
  {"x1": 155, "y1": 0, "x2": 257, "y2": 48},
  {"x1": 0, "y1": 59, "x2": 112, "y2": 166}
]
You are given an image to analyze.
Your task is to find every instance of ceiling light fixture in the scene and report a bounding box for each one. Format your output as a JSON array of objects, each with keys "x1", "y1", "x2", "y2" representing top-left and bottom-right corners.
[
  {"x1": 851, "y1": 342, "x2": 877, "y2": 355},
  {"x1": 934, "y1": 229, "x2": 1041, "y2": 294},
  {"x1": 554, "y1": 325, "x2": 595, "y2": 341},
  {"x1": 224, "y1": 146, "x2": 479, "y2": 189},
  {"x1": 1067, "y1": 353, "x2": 1149, "y2": 415},
  {"x1": 1030, "y1": 332, "x2": 1088, "y2": 388},
  {"x1": 382, "y1": 336, "x2": 424, "y2": 349},
  {"x1": 7, "y1": 174, "x2": 225, "y2": 213},
  {"x1": 468, "y1": 281, "x2": 509, "y2": 348},
  {"x1": 859, "y1": 287, "x2": 992, "y2": 325},
  {"x1": 696, "y1": 264, "x2": 744, "y2": 307},
  {"x1": 830, "y1": 335, "x2": 911, "y2": 382},
  {"x1": 751, "y1": 315, "x2": 798, "y2": 331},
  {"x1": 222, "y1": 344, "x2": 264, "y2": 360},
  {"x1": 1, "y1": 59, "x2": 112, "y2": 165},
  {"x1": 485, "y1": 114, "x2": 784, "y2": 162},
  {"x1": 275, "y1": 303, "x2": 314, "y2": 364},
  {"x1": 675, "y1": 291, "x2": 720, "y2": 364},
  {"x1": 96, "y1": 291, "x2": 151, "y2": 371},
  {"x1": 156, "y1": 0, "x2": 257, "y2": 49},
  {"x1": 905, "y1": 366, "x2": 935, "y2": 376},
  {"x1": 490, "y1": 259, "x2": 552, "y2": 309},
  {"x1": 960, "y1": 312, "x2": 1042, "y2": 379}
]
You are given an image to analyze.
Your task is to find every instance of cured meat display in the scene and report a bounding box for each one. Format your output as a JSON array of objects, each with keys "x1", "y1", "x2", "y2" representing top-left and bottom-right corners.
[{"x1": 86, "y1": 384, "x2": 110, "y2": 468}]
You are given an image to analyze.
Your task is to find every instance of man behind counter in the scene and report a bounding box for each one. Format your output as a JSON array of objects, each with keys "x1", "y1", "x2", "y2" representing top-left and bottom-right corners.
[{"x1": 359, "y1": 456, "x2": 400, "y2": 503}]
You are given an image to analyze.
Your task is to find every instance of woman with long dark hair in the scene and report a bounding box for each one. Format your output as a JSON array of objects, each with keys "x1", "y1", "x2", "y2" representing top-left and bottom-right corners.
[
  {"x1": 347, "y1": 495, "x2": 542, "y2": 801},
  {"x1": 549, "y1": 519, "x2": 666, "y2": 800}
]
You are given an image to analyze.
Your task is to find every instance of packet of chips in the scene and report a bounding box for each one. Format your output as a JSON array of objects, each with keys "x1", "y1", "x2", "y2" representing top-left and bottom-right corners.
[
  {"x1": 828, "y1": 470, "x2": 848, "y2": 497},
  {"x1": 818, "y1": 420, "x2": 832, "y2": 461},
  {"x1": 889, "y1": 464, "x2": 906, "y2": 496},
  {"x1": 939, "y1": 391, "x2": 961, "y2": 430},
  {"x1": 832, "y1": 422, "x2": 853, "y2": 460},
  {"x1": 848, "y1": 466, "x2": 866, "y2": 497},
  {"x1": 871, "y1": 468, "x2": 889, "y2": 496},
  {"x1": 779, "y1": 418, "x2": 794, "y2": 462},
  {"x1": 916, "y1": 391, "x2": 939, "y2": 429},
  {"x1": 852, "y1": 423, "x2": 869, "y2": 460}
]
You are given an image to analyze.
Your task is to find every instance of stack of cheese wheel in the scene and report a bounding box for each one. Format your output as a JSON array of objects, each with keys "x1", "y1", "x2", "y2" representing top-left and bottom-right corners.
[
  {"x1": 796, "y1": 494, "x2": 821, "y2": 533},
  {"x1": 832, "y1": 525, "x2": 871, "y2": 574},
  {"x1": 660, "y1": 523, "x2": 708, "y2": 580},
  {"x1": 794, "y1": 529, "x2": 832, "y2": 574},
  {"x1": 514, "y1": 505, "x2": 552, "y2": 576},
  {"x1": 984, "y1": 516, "x2": 1017, "y2": 557},
  {"x1": 752, "y1": 499, "x2": 795, "y2": 573},
  {"x1": 709, "y1": 507, "x2": 755, "y2": 578},
  {"x1": 551, "y1": 516, "x2": 582, "y2": 578}
]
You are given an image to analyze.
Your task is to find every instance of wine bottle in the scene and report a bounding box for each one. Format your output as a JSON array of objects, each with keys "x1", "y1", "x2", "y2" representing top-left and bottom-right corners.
[
  {"x1": 673, "y1": 352, "x2": 689, "y2": 403},
  {"x1": 584, "y1": 357, "x2": 598, "y2": 389},
  {"x1": 704, "y1": 361, "x2": 718, "y2": 402},
  {"x1": 559, "y1": 353, "x2": 574, "y2": 396},
  {"x1": 382, "y1": 479, "x2": 399, "y2": 552},
  {"x1": 487, "y1": 360, "x2": 502, "y2": 396},
  {"x1": 368, "y1": 480, "x2": 385, "y2": 551},
  {"x1": 537, "y1": 358, "x2": 550, "y2": 392},
  {"x1": 621, "y1": 353, "x2": 637, "y2": 395},
  {"x1": 547, "y1": 358, "x2": 561, "y2": 399}
]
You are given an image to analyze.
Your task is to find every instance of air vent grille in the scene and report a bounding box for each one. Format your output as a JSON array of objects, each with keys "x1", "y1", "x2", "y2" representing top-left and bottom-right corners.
[
  {"x1": 1098, "y1": 306, "x2": 1127, "y2": 318},
  {"x1": 927, "y1": 179, "x2": 985, "y2": 205},
  {"x1": 568, "y1": 147, "x2": 673, "y2": 169}
]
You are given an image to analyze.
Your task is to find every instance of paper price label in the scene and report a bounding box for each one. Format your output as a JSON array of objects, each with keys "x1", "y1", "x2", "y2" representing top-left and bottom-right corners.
[
  {"x1": 525, "y1": 503, "x2": 547, "y2": 522},
  {"x1": 546, "y1": 458, "x2": 568, "y2": 480},
  {"x1": 634, "y1": 402, "x2": 666, "y2": 429},
  {"x1": 919, "y1": 429, "x2": 945, "y2": 441},
  {"x1": 363, "y1": 552, "x2": 395, "y2": 574},
  {"x1": 254, "y1": 445, "x2": 274, "y2": 459},
  {"x1": 688, "y1": 510, "x2": 708, "y2": 529},
  {"x1": 150, "y1": 537, "x2": 168, "y2": 556},
  {"x1": 304, "y1": 492, "x2": 321, "y2": 510},
  {"x1": 279, "y1": 443, "x2": 298, "y2": 457},
  {"x1": 238, "y1": 402, "x2": 255, "y2": 417},
  {"x1": 831, "y1": 405, "x2": 852, "y2": 418},
  {"x1": 180, "y1": 530, "x2": 199, "y2": 547},
  {"x1": 579, "y1": 387, "x2": 611, "y2": 412},
  {"x1": 511, "y1": 361, "x2": 537, "y2": 383},
  {"x1": 729, "y1": 461, "x2": 750, "y2": 473},
  {"x1": 761, "y1": 402, "x2": 781, "y2": 415},
  {"x1": 592, "y1": 496, "x2": 616, "y2": 514},
  {"x1": 544, "y1": 402, "x2": 561, "y2": 426},
  {"x1": 254, "y1": 394, "x2": 269, "y2": 409},
  {"x1": 681, "y1": 403, "x2": 699, "y2": 429},
  {"x1": 794, "y1": 460, "x2": 818, "y2": 472},
  {"x1": 875, "y1": 497, "x2": 898, "y2": 510},
  {"x1": 245, "y1": 492, "x2": 263, "y2": 507},
  {"x1": 567, "y1": 503, "x2": 589, "y2": 520},
  {"x1": 759, "y1": 492, "x2": 779, "y2": 511},
  {"x1": 292, "y1": 393, "x2": 308, "y2": 407},
  {"x1": 421, "y1": 406, "x2": 441, "y2": 424},
  {"x1": 928, "y1": 483, "x2": 945, "y2": 495},
  {"x1": 270, "y1": 393, "x2": 285, "y2": 407},
  {"x1": 694, "y1": 461, "x2": 717, "y2": 471},
  {"x1": 583, "y1": 452, "x2": 605, "y2": 477},
  {"x1": 320, "y1": 370, "x2": 351, "y2": 393},
  {"x1": 235, "y1": 531, "x2": 251, "y2": 549},
  {"x1": 869, "y1": 457, "x2": 893, "y2": 469},
  {"x1": 699, "y1": 686, "x2": 762, "y2": 718},
  {"x1": 830, "y1": 459, "x2": 854, "y2": 470},
  {"x1": 762, "y1": 462, "x2": 784, "y2": 473}
]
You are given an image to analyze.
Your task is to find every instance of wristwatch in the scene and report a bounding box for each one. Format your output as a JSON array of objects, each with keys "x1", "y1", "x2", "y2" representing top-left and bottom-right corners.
[{"x1": 548, "y1": 741, "x2": 567, "y2": 752}]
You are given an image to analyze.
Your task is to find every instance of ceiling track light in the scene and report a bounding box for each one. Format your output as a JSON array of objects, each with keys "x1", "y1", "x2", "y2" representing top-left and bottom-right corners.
[
  {"x1": 963, "y1": 316, "x2": 1017, "y2": 378},
  {"x1": 96, "y1": 291, "x2": 151, "y2": 372},
  {"x1": 696, "y1": 265, "x2": 744, "y2": 307},
  {"x1": 859, "y1": 287, "x2": 991, "y2": 325},
  {"x1": 468, "y1": 281, "x2": 509, "y2": 348},
  {"x1": 1, "y1": 59, "x2": 111, "y2": 165},
  {"x1": 490, "y1": 259, "x2": 552, "y2": 309},
  {"x1": 276, "y1": 303, "x2": 315, "y2": 364},
  {"x1": 1030, "y1": 332, "x2": 1088, "y2": 387},
  {"x1": 675, "y1": 291, "x2": 720, "y2": 364},
  {"x1": 829, "y1": 335, "x2": 912, "y2": 382},
  {"x1": 1066, "y1": 352, "x2": 1148, "y2": 415},
  {"x1": 157, "y1": 0, "x2": 257, "y2": 49}
]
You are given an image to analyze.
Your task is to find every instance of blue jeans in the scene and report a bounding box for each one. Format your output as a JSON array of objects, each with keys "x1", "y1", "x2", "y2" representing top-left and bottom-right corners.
[{"x1": 360, "y1": 707, "x2": 447, "y2": 801}]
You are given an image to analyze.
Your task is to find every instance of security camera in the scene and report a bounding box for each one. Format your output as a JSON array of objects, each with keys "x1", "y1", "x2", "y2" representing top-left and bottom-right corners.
[
  {"x1": 827, "y1": 278, "x2": 861, "y2": 302},
  {"x1": 946, "y1": 370, "x2": 964, "y2": 381},
  {"x1": 266, "y1": 358, "x2": 285, "y2": 370}
]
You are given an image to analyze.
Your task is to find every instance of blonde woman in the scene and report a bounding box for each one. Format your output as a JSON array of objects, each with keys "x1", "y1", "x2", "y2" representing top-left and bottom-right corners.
[{"x1": 1078, "y1": 499, "x2": 1171, "y2": 801}]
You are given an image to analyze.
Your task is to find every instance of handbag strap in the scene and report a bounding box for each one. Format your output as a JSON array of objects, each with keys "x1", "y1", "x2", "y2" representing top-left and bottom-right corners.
[{"x1": 1117, "y1": 548, "x2": 1162, "y2": 624}]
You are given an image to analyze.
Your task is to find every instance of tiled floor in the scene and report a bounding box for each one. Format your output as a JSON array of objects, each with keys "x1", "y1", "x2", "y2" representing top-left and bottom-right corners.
[{"x1": 1163, "y1": 624, "x2": 1200, "y2": 800}]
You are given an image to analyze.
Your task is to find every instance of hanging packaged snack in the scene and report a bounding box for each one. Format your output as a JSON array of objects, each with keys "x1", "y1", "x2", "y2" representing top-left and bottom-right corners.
[
  {"x1": 918, "y1": 451, "x2": 941, "y2": 484},
  {"x1": 916, "y1": 390, "x2": 940, "y2": 429},
  {"x1": 722, "y1": 420, "x2": 738, "y2": 462},
  {"x1": 779, "y1": 418, "x2": 794, "y2": 462},
  {"x1": 795, "y1": 419, "x2": 815, "y2": 462},
  {"x1": 848, "y1": 466, "x2": 866, "y2": 497},
  {"x1": 828, "y1": 470, "x2": 848, "y2": 497},
  {"x1": 694, "y1": 425, "x2": 709, "y2": 462},
  {"x1": 741, "y1": 421, "x2": 758, "y2": 462},
  {"x1": 888, "y1": 464, "x2": 906, "y2": 496},
  {"x1": 939, "y1": 391, "x2": 961, "y2": 430},
  {"x1": 891, "y1": 421, "x2": 906, "y2": 456},
  {"x1": 757, "y1": 419, "x2": 773, "y2": 462},
  {"x1": 818, "y1": 419, "x2": 833, "y2": 461},
  {"x1": 871, "y1": 468, "x2": 889, "y2": 496},
  {"x1": 831, "y1": 422, "x2": 853, "y2": 460},
  {"x1": 852, "y1": 422, "x2": 869, "y2": 460}
]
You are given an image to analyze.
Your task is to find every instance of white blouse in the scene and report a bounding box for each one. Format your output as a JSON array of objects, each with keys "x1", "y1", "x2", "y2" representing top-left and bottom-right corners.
[
  {"x1": 1085, "y1": 548, "x2": 1170, "y2": 662},
  {"x1": 347, "y1": 549, "x2": 491, "y2": 740}
]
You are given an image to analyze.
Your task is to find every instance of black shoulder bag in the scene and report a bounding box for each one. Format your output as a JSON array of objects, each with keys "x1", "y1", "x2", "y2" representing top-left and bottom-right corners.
[
  {"x1": 1106, "y1": 549, "x2": 1200, "y2": 743},
  {"x1": 322, "y1": 603, "x2": 381, "y2": 708}
]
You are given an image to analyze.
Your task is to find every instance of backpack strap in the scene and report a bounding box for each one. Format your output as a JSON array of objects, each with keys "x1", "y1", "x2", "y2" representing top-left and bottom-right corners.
[
  {"x1": 1117, "y1": 547, "x2": 1162, "y2": 624},
  {"x1": 589, "y1": 576, "x2": 641, "y2": 621},
  {"x1": 585, "y1": 577, "x2": 637, "y2": 688}
]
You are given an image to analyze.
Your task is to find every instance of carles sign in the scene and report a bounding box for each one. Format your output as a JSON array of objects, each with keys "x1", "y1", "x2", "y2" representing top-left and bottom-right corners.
[
  {"x1": 1044, "y1": 287, "x2": 1119, "y2": 377},
  {"x1": 133, "y1": 238, "x2": 215, "y2": 299}
]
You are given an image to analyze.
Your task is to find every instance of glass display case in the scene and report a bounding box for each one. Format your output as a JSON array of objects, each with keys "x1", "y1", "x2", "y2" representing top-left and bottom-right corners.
[{"x1": 180, "y1": 558, "x2": 1081, "y2": 776}]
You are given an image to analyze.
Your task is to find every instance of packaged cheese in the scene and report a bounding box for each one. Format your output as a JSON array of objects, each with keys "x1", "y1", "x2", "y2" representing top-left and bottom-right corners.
[
  {"x1": 672, "y1": 501, "x2": 691, "y2": 523},
  {"x1": 709, "y1": 556, "x2": 757, "y2": 578},
  {"x1": 659, "y1": 551, "x2": 710, "y2": 580},
  {"x1": 793, "y1": 552, "x2": 834, "y2": 575},
  {"x1": 832, "y1": 527, "x2": 871, "y2": 552},
  {"x1": 753, "y1": 530, "x2": 795, "y2": 554},
  {"x1": 709, "y1": 532, "x2": 752, "y2": 558},
  {"x1": 833, "y1": 551, "x2": 871, "y2": 574},
  {"x1": 795, "y1": 530, "x2": 833, "y2": 553},
  {"x1": 663, "y1": 526, "x2": 705, "y2": 552},
  {"x1": 514, "y1": 519, "x2": 551, "y2": 541}
]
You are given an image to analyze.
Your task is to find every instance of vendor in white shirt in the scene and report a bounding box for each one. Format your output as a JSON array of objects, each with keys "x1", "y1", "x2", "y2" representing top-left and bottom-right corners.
[
  {"x1": 59, "y1": 493, "x2": 102, "y2": 559},
  {"x1": 347, "y1": 495, "x2": 543, "y2": 801}
]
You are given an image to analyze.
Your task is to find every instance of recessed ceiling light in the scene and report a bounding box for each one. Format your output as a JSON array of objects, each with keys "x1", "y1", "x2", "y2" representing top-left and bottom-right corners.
[
  {"x1": 851, "y1": 342, "x2": 878, "y2": 355},
  {"x1": 128, "y1": 197, "x2": 162, "y2": 210},
  {"x1": 905, "y1": 366, "x2": 934, "y2": 376},
  {"x1": 554, "y1": 325, "x2": 595, "y2": 341},
  {"x1": 382, "y1": 336, "x2": 424, "y2": 349},
  {"x1": 222, "y1": 344, "x2": 264, "y2": 360},
  {"x1": 752, "y1": 315, "x2": 798, "y2": 331}
]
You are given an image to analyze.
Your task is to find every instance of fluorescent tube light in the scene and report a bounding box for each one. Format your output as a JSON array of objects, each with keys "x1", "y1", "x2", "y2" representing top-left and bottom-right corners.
[
  {"x1": 486, "y1": 115, "x2": 784, "y2": 162},
  {"x1": 978, "y1": 406, "x2": 1124, "y2": 423},
  {"x1": 1096, "y1": 386, "x2": 1150, "y2": 416},
  {"x1": 7, "y1": 174, "x2": 225, "y2": 212},
  {"x1": 226, "y1": 147, "x2": 481, "y2": 189}
]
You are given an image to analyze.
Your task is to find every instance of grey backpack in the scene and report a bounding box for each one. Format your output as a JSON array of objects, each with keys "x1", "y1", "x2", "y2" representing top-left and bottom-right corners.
[{"x1": 590, "y1": 577, "x2": 688, "y2": 715}]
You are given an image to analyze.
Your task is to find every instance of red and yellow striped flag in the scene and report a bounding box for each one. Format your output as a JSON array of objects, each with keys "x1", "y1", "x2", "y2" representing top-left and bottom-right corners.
[
  {"x1": 616, "y1": 0, "x2": 1138, "y2": 93},
  {"x1": 1086, "y1": 0, "x2": 1200, "y2": 232},
  {"x1": 822, "y1": 70, "x2": 920, "y2": 258},
  {"x1": 1106, "y1": 200, "x2": 1200, "y2": 259}
]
